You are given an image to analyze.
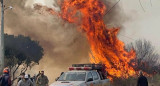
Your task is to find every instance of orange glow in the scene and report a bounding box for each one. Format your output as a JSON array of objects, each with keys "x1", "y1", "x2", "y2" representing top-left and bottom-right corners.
[{"x1": 49, "y1": 0, "x2": 136, "y2": 79}]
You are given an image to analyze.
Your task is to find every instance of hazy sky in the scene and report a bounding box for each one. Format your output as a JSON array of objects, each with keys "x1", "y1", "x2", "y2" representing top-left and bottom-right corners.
[{"x1": 119, "y1": 0, "x2": 160, "y2": 51}]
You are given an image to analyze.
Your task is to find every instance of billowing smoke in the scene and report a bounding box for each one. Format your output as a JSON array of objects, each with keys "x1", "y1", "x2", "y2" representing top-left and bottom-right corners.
[
  {"x1": 103, "y1": 0, "x2": 128, "y2": 28},
  {"x1": 5, "y1": 0, "x2": 90, "y2": 82},
  {"x1": 4, "y1": 0, "x2": 127, "y2": 83}
]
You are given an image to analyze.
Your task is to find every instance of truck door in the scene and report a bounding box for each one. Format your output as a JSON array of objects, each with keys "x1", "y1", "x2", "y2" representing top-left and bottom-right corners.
[
  {"x1": 86, "y1": 72, "x2": 94, "y2": 86},
  {"x1": 91, "y1": 71, "x2": 101, "y2": 86}
]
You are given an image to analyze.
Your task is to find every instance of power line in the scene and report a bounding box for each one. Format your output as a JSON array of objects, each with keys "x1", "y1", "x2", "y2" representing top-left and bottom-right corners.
[
  {"x1": 150, "y1": 0, "x2": 152, "y2": 7},
  {"x1": 139, "y1": 0, "x2": 145, "y2": 12},
  {"x1": 105, "y1": 0, "x2": 121, "y2": 15},
  {"x1": 119, "y1": 33, "x2": 135, "y2": 41}
]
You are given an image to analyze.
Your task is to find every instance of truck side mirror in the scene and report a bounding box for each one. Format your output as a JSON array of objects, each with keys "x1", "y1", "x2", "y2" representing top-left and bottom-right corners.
[
  {"x1": 87, "y1": 78, "x2": 93, "y2": 82},
  {"x1": 55, "y1": 77, "x2": 59, "y2": 81}
]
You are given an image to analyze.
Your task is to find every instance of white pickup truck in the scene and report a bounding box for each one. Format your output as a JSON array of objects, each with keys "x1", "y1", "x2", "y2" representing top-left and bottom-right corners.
[{"x1": 50, "y1": 64, "x2": 110, "y2": 86}]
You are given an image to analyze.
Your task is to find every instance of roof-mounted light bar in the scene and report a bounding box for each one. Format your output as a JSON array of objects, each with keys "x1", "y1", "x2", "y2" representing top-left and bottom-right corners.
[
  {"x1": 69, "y1": 67, "x2": 92, "y2": 71},
  {"x1": 72, "y1": 64, "x2": 104, "y2": 70}
]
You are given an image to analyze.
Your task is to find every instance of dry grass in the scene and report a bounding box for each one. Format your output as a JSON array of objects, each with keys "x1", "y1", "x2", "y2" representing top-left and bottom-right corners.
[{"x1": 111, "y1": 74, "x2": 160, "y2": 86}]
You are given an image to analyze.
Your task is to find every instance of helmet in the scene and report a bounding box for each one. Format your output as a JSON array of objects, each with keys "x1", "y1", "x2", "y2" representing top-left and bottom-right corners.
[
  {"x1": 3, "y1": 68, "x2": 9, "y2": 73},
  {"x1": 24, "y1": 74, "x2": 29, "y2": 78}
]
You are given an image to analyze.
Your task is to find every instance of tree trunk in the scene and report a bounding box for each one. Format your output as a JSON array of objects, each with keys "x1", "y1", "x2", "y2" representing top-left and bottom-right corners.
[{"x1": 12, "y1": 65, "x2": 20, "y2": 84}]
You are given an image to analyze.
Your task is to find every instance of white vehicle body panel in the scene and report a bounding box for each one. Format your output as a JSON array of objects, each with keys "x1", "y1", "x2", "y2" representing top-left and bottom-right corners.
[
  {"x1": 50, "y1": 70, "x2": 110, "y2": 86},
  {"x1": 50, "y1": 81, "x2": 86, "y2": 86}
]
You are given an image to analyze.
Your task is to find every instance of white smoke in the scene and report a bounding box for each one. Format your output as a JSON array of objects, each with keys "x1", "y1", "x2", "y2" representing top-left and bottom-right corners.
[{"x1": 25, "y1": 0, "x2": 59, "y2": 11}]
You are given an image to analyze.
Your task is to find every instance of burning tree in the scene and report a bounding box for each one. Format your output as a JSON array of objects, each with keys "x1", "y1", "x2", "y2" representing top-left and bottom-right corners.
[
  {"x1": 126, "y1": 39, "x2": 160, "y2": 74},
  {"x1": 46, "y1": 0, "x2": 136, "y2": 79},
  {"x1": 112, "y1": 39, "x2": 160, "y2": 86},
  {"x1": 4, "y1": 34, "x2": 44, "y2": 82}
]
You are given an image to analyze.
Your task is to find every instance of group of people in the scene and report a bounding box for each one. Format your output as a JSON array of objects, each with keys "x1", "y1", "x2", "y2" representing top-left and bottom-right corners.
[
  {"x1": 17, "y1": 71, "x2": 49, "y2": 86},
  {"x1": 0, "y1": 68, "x2": 49, "y2": 86},
  {"x1": 0, "y1": 67, "x2": 149, "y2": 86}
]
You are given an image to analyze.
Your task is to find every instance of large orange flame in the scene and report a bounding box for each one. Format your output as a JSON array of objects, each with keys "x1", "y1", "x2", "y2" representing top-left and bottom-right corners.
[{"x1": 49, "y1": 0, "x2": 136, "y2": 79}]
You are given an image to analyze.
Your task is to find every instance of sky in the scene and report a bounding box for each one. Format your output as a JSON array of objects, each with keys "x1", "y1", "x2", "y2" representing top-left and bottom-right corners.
[{"x1": 119, "y1": 0, "x2": 160, "y2": 51}]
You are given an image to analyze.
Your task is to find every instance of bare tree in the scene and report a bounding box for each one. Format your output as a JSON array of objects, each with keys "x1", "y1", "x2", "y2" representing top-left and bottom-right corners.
[{"x1": 126, "y1": 39, "x2": 159, "y2": 74}]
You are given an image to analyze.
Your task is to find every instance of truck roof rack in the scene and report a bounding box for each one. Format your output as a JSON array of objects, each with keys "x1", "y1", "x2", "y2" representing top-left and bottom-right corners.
[{"x1": 72, "y1": 64, "x2": 104, "y2": 70}]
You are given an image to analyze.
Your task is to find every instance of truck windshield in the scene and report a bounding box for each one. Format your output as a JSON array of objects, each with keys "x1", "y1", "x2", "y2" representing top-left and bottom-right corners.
[{"x1": 58, "y1": 72, "x2": 86, "y2": 81}]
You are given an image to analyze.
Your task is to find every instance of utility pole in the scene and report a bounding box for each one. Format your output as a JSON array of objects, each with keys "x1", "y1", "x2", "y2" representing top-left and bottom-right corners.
[{"x1": 0, "y1": 0, "x2": 4, "y2": 72}]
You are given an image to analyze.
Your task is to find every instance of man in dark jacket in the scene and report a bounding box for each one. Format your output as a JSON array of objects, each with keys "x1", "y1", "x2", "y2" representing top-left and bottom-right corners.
[
  {"x1": 0, "y1": 68, "x2": 11, "y2": 86},
  {"x1": 137, "y1": 71, "x2": 148, "y2": 86},
  {"x1": 36, "y1": 71, "x2": 49, "y2": 86}
]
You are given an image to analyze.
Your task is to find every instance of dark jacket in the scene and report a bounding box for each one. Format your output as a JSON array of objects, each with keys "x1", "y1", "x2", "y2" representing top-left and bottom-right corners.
[
  {"x1": 137, "y1": 75, "x2": 148, "y2": 86},
  {"x1": 36, "y1": 75, "x2": 49, "y2": 86},
  {"x1": 0, "y1": 74, "x2": 11, "y2": 86}
]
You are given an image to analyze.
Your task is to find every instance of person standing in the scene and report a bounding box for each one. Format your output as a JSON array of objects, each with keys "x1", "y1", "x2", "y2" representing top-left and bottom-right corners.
[
  {"x1": 32, "y1": 74, "x2": 37, "y2": 86},
  {"x1": 17, "y1": 74, "x2": 33, "y2": 86},
  {"x1": 0, "y1": 68, "x2": 11, "y2": 86},
  {"x1": 36, "y1": 71, "x2": 49, "y2": 86},
  {"x1": 28, "y1": 74, "x2": 36, "y2": 86},
  {"x1": 137, "y1": 71, "x2": 148, "y2": 86},
  {"x1": 17, "y1": 72, "x2": 25, "y2": 84}
]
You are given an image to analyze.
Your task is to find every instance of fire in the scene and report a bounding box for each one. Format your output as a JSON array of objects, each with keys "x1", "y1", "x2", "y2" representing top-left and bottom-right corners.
[{"x1": 49, "y1": 0, "x2": 136, "y2": 79}]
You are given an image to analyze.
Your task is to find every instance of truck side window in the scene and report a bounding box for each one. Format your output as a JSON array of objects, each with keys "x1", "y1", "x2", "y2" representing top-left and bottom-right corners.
[
  {"x1": 87, "y1": 72, "x2": 93, "y2": 80},
  {"x1": 92, "y1": 71, "x2": 99, "y2": 80}
]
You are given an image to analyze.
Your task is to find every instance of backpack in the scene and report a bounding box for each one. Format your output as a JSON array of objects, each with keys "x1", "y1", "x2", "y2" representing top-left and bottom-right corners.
[{"x1": 0, "y1": 74, "x2": 11, "y2": 86}]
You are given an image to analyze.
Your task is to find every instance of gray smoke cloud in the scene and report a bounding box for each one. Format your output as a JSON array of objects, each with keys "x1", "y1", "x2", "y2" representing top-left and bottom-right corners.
[
  {"x1": 4, "y1": 0, "x2": 126, "y2": 83},
  {"x1": 103, "y1": 0, "x2": 129, "y2": 29},
  {"x1": 4, "y1": 0, "x2": 90, "y2": 83}
]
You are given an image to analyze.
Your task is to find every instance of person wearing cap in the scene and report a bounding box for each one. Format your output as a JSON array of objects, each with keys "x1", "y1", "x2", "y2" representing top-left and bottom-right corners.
[
  {"x1": 0, "y1": 68, "x2": 11, "y2": 86},
  {"x1": 17, "y1": 74, "x2": 33, "y2": 86},
  {"x1": 36, "y1": 71, "x2": 49, "y2": 86},
  {"x1": 137, "y1": 71, "x2": 148, "y2": 86}
]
